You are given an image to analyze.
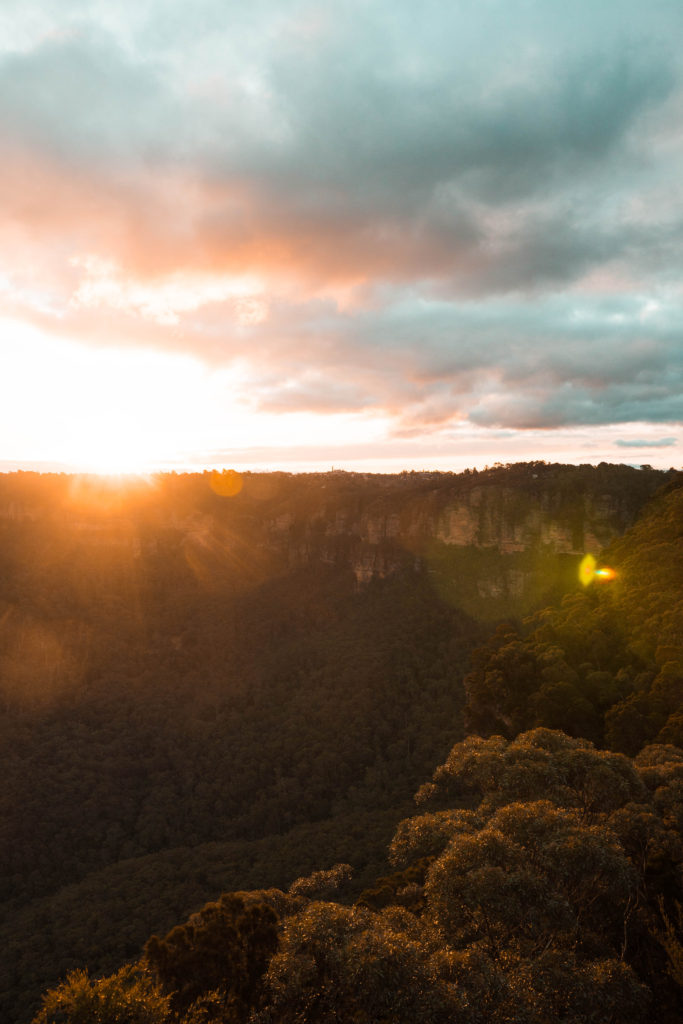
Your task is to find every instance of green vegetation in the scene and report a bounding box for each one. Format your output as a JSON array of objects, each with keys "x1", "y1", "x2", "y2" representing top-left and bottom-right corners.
[
  {"x1": 0, "y1": 465, "x2": 680, "y2": 1022},
  {"x1": 464, "y1": 475, "x2": 683, "y2": 750},
  {"x1": 29, "y1": 731, "x2": 683, "y2": 1024}
]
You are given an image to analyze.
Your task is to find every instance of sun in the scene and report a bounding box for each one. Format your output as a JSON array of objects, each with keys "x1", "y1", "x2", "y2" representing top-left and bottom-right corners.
[
  {"x1": 55, "y1": 387, "x2": 175, "y2": 476},
  {"x1": 0, "y1": 320, "x2": 213, "y2": 474},
  {"x1": 68, "y1": 432, "x2": 158, "y2": 476}
]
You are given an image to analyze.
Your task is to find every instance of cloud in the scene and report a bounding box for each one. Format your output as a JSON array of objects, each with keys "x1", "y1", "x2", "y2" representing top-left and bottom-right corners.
[
  {"x1": 0, "y1": 0, "x2": 682, "y2": 457},
  {"x1": 615, "y1": 437, "x2": 677, "y2": 448},
  {"x1": 0, "y1": 3, "x2": 679, "y2": 295}
]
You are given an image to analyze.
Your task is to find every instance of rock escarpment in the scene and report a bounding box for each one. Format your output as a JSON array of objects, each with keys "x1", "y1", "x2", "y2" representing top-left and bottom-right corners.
[
  {"x1": 258, "y1": 463, "x2": 668, "y2": 616},
  {"x1": 0, "y1": 462, "x2": 670, "y2": 618}
]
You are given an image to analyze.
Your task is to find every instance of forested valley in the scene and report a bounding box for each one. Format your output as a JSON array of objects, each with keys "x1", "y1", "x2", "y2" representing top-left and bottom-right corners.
[{"x1": 1, "y1": 463, "x2": 681, "y2": 1023}]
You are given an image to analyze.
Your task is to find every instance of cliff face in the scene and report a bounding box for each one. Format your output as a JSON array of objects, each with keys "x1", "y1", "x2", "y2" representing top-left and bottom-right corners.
[
  {"x1": 274, "y1": 484, "x2": 625, "y2": 561},
  {"x1": 0, "y1": 463, "x2": 669, "y2": 619},
  {"x1": 256, "y1": 464, "x2": 667, "y2": 616}
]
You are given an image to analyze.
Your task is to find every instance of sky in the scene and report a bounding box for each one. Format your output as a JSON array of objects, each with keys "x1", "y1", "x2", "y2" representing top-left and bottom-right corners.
[{"x1": 1, "y1": 0, "x2": 682, "y2": 474}]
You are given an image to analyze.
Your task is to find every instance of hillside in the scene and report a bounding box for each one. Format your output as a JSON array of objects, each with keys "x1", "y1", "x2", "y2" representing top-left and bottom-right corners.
[
  {"x1": 464, "y1": 474, "x2": 683, "y2": 750},
  {"x1": 0, "y1": 462, "x2": 678, "y2": 1022}
]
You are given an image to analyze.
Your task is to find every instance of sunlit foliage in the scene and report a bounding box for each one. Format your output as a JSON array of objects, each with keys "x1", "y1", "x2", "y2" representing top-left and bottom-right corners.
[
  {"x1": 31, "y1": 965, "x2": 170, "y2": 1024},
  {"x1": 144, "y1": 893, "x2": 278, "y2": 1020}
]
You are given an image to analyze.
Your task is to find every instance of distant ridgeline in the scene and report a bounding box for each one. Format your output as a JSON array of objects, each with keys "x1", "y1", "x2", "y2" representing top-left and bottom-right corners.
[{"x1": 0, "y1": 461, "x2": 670, "y2": 619}]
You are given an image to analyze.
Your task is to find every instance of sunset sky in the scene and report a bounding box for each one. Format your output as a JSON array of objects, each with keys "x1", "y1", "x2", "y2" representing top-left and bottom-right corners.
[{"x1": 1, "y1": 0, "x2": 682, "y2": 474}]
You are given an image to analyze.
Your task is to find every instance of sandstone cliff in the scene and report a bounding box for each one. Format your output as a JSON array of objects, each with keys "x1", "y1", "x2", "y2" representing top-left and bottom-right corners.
[
  {"x1": 254, "y1": 463, "x2": 667, "y2": 616},
  {"x1": 0, "y1": 463, "x2": 670, "y2": 619}
]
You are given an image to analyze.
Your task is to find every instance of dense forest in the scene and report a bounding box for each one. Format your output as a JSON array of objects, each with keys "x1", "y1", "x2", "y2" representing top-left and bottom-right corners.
[{"x1": 1, "y1": 464, "x2": 681, "y2": 1022}]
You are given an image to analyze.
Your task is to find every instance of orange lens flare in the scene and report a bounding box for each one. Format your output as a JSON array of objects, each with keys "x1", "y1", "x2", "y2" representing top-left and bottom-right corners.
[
  {"x1": 210, "y1": 469, "x2": 243, "y2": 497},
  {"x1": 579, "y1": 554, "x2": 617, "y2": 585}
]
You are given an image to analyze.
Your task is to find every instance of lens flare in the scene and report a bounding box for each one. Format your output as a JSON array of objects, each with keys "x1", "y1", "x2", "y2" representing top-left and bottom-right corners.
[
  {"x1": 210, "y1": 469, "x2": 243, "y2": 497},
  {"x1": 579, "y1": 554, "x2": 617, "y2": 585},
  {"x1": 579, "y1": 554, "x2": 597, "y2": 586}
]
